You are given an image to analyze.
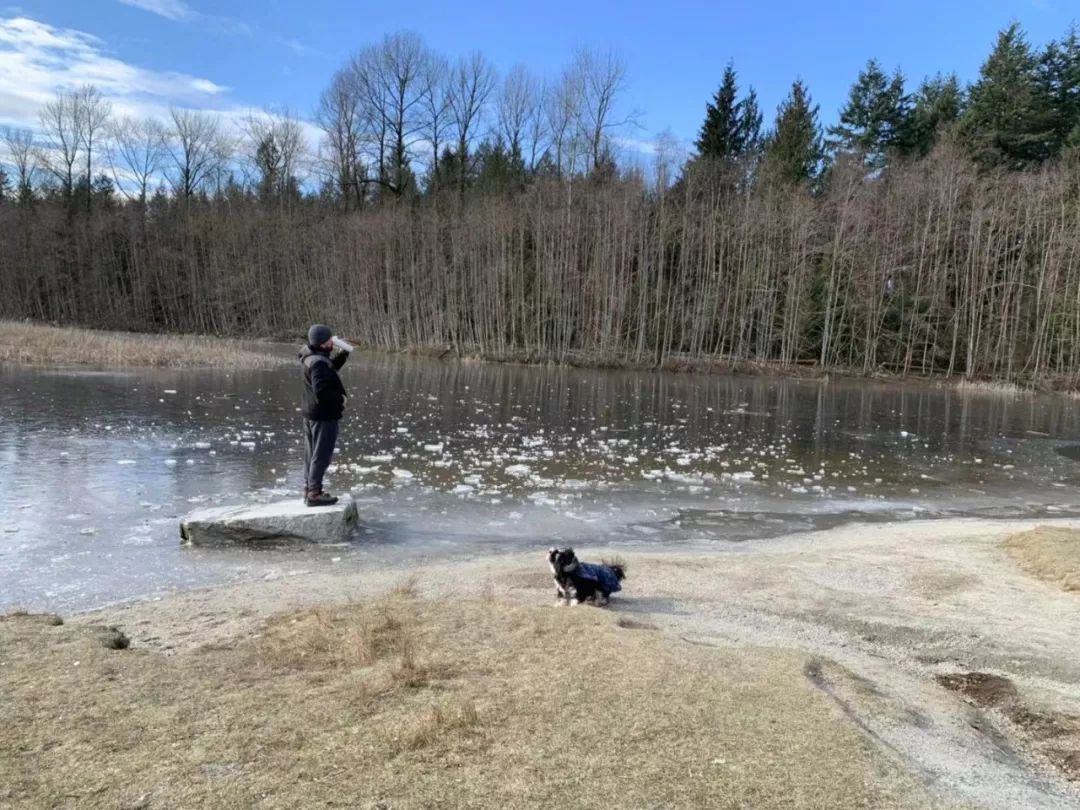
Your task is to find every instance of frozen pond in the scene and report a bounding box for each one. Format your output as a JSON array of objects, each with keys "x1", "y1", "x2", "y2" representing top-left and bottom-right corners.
[{"x1": 5, "y1": 354, "x2": 1080, "y2": 612}]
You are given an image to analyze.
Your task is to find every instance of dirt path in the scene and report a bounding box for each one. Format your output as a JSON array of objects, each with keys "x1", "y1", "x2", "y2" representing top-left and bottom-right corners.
[{"x1": 88, "y1": 518, "x2": 1080, "y2": 809}]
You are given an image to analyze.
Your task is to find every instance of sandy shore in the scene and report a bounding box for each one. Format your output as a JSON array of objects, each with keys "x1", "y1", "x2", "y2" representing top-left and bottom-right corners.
[{"x1": 9, "y1": 518, "x2": 1080, "y2": 809}]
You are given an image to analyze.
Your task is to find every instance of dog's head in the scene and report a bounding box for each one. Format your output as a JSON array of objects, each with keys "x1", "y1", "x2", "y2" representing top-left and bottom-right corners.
[{"x1": 548, "y1": 546, "x2": 579, "y2": 576}]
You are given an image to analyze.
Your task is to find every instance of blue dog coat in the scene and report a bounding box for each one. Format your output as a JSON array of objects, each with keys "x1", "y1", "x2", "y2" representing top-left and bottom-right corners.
[{"x1": 575, "y1": 562, "x2": 621, "y2": 594}]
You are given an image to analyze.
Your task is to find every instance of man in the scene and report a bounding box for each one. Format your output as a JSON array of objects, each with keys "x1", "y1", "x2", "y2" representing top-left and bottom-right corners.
[{"x1": 299, "y1": 324, "x2": 349, "y2": 507}]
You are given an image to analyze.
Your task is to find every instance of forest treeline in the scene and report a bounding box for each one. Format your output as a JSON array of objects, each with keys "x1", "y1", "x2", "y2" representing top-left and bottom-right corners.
[{"x1": 2, "y1": 22, "x2": 1080, "y2": 385}]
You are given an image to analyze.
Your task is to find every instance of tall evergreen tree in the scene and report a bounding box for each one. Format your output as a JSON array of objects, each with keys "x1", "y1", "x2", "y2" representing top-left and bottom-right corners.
[
  {"x1": 1038, "y1": 26, "x2": 1080, "y2": 157},
  {"x1": 961, "y1": 23, "x2": 1054, "y2": 167},
  {"x1": 827, "y1": 59, "x2": 909, "y2": 167},
  {"x1": 763, "y1": 79, "x2": 823, "y2": 186},
  {"x1": 903, "y1": 72, "x2": 964, "y2": 157},
  {"x1": 473, "y1": 137, "x2": 527, "y2": 193},
  {"x1": 696, "y1": 64, "x2": 740, "y2": 158},
  {"x1": 695, "y1": 63, "x2": 763, "y2": 160},
  {"x1": 0, "y1": 165, "x2": 10, "y2": 203},
  {"x1": 738, "y1": 88, "x2": 764, "y2": 154}
]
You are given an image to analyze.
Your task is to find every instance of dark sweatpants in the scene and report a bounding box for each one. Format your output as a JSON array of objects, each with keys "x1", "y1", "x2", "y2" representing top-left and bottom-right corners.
[{"x1": 303, "y1": 418, "x2": 339, "y2": 494}]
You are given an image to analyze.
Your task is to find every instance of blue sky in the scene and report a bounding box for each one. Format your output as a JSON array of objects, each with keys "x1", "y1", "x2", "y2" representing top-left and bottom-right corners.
[{"x1": 1, "y1": 0, "x2": 1077, "y2": 157}]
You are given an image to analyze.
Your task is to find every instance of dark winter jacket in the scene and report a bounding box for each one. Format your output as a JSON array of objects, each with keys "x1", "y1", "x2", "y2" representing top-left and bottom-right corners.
[
  {"x1": 299, "y1": 345, "x2": 348, "y2": 421},
  {"x1": 575, "y1": 562, "x2": 622, "y2": 594}
]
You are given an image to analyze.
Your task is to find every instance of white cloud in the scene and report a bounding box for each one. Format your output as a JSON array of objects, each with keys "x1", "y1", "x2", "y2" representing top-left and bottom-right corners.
[
  {"x1": 0, "y1": 14, "x2": 328, "y2": 195},
  {"x1": 614, "y1": 135, "x2": 658, "y2": 156},
  {"x1": 0, "y1": 15, "x2": 228, "y2": 129},
  {"x1": 116, "y1": 0, "x2": 194, "y2": 21}
]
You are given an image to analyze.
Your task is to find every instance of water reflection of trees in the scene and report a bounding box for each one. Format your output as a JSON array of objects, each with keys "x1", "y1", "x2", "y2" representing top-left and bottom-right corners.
[{"x1": 356, "y1": 359, "x2": 1080, "y2": 456}]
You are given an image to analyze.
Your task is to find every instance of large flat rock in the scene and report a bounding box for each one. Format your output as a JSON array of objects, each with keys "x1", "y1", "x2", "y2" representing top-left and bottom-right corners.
[{"x1": 180, "y1": 497, "x2": 359, "y2": 546}]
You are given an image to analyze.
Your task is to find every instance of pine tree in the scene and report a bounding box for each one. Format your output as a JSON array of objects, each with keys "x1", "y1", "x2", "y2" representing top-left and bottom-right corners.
[
  {"x1": 962, "y1": 23, "x2": 1054, "y2": 167},
  {"x1": 763, "y1": 79, "x2": 823, "y2": 186},
  {"x1": 0, "y1": 165, "x2": 10, "y2": 203},
  {"x1": 90, "y1": 173, "x2": 116, "y2": 211},
  {"x1": 903, "y1": 73, "x2": 964, "y2": 157},
  {"x1": 695, "y1": 63, "x2": 763, "y2": 161},
  {"x1": 738, "y1": 88, "x2": 764, "y2": 154},
  {"x1": 255, "y1": 134, "x2": 282, "y2": 201},
  {"x1": 474, "y1": 137, "x2": 527, "y2": 193},
  {"x1": 696, "y1": 64, "x2": 741, "y2": 158},
  {"x1": 1039, "y1": 26, "x2": 1080, "y2": 157},
  {"x1": 431, "y1": 147, "x2": 465, "y2": 193},
  {"x1": 17, "y1": 176, "x2": 34, "y2": 207},
  {"x1": 827, "y1": 59, "x2": 909, "y2": 167}
]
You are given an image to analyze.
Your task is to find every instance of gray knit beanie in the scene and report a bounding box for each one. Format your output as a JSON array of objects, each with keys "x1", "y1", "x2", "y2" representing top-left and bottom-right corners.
[{"x1": 308, "y1": 324, "x2": 333, "y2": 347}]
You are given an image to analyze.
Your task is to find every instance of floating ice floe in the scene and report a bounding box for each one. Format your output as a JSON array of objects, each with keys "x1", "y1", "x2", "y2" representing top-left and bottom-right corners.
[
  {"x1": 668, "y1": 473, "x2": 705, "y2": 486},
  {"x1": 392, "y1": 468, "x2": 414, "y2": 480},
  {"x1": 164, "y1": 459, "x2": 178, "y2": 466},
  {"x1": 423, "y1": 443, "x2": 444, "y2": 453},
  {"x1": 117, "y1": 459, "x2": 136, "y2": 465},
  {"x1": 505, "y1": 464, "x2": 531, "y2": 477}
]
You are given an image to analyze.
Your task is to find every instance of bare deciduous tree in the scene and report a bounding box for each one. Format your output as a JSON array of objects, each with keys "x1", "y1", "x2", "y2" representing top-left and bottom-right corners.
[
  {"x1": 166, "y1": 108, "x2": 228, "y2": 199},
  {"x1": 546, "y1": 68, "x2": 583, "y2": 176},
  {"x1": 448, "y1": 51, "x2": 497, "y2": 192},
  {"x1": 316, "y1": 68, "x2": 365, "y2": 208},
  {"x1": 497, "y1": 65, "x2": 541, "y2": 161},
  {"x1": 3, "y1": 127, "x2": 39, "y2": 201},
  {"x1": 242, "y1": 109, "x2": 308, "y2": 200},
  {"x1": 350, "y1": 31, "x2": 432, "y2": 195},
  {"x1": 108, "y1": 116, "x2": 166, "y2": 204},
  {"x1": 524, "y1": 80, "x2": 550, "y2": 171},
  {"x1": 652, "y1": 130, "x2": 684, "y2": 193},
  {"x1": 420, "y1": 53, "x2": 453, "y2": 191},
  {"x1": 38, "y1": 90, "x2": 83, "y2": 203},
  {"x1": 571, "y1": 48, "x2": 637, "y2": 173},
  {"x1": 77, "y1": 85, "x2": 112, "y2": 212}
]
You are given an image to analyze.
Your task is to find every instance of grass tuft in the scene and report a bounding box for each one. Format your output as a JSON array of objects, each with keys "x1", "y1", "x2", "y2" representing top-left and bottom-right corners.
[{"x1": 399, "y1": 699, "x2": 480, "y2": 751}]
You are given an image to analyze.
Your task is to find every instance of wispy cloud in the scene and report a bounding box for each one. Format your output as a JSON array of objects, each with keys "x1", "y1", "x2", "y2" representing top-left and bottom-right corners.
[
  {"x1": 0, "y1": 15, "x2": 227, "y2": 128},
  {"x1": 114, "y1": 0, "x2": 309, "y2": 56},
  {"x1": 116, "y1": 0, "x2": 195, "y2": 21}
]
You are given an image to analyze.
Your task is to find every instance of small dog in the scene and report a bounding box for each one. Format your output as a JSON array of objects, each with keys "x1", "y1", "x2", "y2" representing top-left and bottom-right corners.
[{"x1": 548, "y1": 547, "x2": 626, "y2": 606}]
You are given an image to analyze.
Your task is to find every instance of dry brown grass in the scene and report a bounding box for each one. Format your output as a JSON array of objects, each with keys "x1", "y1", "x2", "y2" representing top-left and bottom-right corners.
[
  {"x1": 1003, "y1": 526, "x2": 1080, "y2": 593},
  {"x1": 0, "y1": 320, "x2": 288, "y2": 369},
  {"x1": 950, "y1": 378, "x2": 1034, "y2": 396},
  {"x1": 0, "y1": 590, "x2": 943, "y2": 809}
]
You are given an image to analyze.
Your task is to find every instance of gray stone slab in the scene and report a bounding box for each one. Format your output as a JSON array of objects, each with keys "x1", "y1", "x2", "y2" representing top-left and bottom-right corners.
[{"x1": 180, "y1": 496, "x2": 358, "y2": 546}]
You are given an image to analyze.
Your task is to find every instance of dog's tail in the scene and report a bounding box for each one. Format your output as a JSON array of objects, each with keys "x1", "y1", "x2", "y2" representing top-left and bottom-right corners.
[{"x1": 604, "y1": 557, "x2": 627, "y2": 581}]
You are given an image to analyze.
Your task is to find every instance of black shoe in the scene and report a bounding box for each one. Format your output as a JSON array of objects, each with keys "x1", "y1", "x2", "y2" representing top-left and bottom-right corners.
[{"x1": 306, "y1": 491, "x2": 339, "y2": 507}]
